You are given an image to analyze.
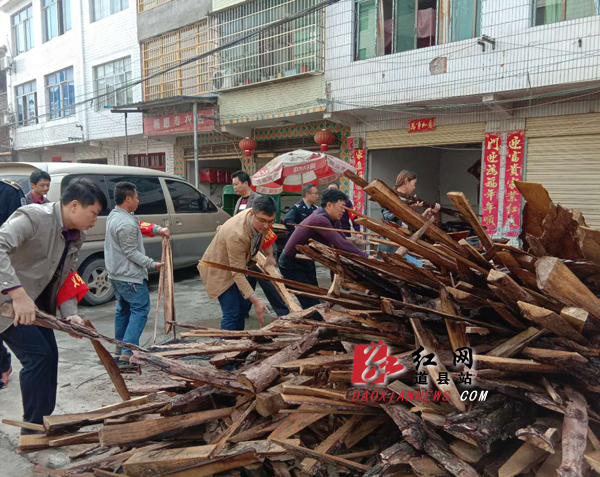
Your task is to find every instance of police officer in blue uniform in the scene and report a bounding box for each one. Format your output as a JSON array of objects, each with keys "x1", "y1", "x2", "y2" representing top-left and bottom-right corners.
[{"x1": 283, "y1": 184, "x2": 319, "y2": 237}]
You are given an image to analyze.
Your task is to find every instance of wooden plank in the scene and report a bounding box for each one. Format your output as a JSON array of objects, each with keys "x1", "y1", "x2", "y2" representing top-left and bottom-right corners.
[
  {"x1": 439, "y1": 285, "x2": 469, "y2": 353},
  {"x1": 560, "y1": 307, "x2": 588, "y2": 333},
  {"x1": 2, "y1": 420, "x2": 45, "y2": 432},
  {"x1": 486, "y1": 327, "x2": 544, "y2": 358},
  {"x1": 343, "y1": 416, "x2": 388, "y2": 448},
  {"x1": 447, "y1": 192, "x2": 494, "y2": 250},
  {"x1": 272, "y1": 439, "x2": 371, "y2": 473},
  {"x1": 559, "y1": 387, "x2": 588, "y2": 476},
  {"x1": 268, "y1": 405, "x2": 327, "y2": 440},
  {"x1": 99, "y1": 407, "x2": 235, "y2": 446},
  {"x1": 475, "y1": 355, "x2": 562, "y2": 373},
  {"x1": 517, "y1": 302, "x2": 590, "y2": 345},
  {"x1": 536, "y1": 256, "x2": 600, "y2": 324},
  {"x1": 255, "y1": 252, "x2": 302, "y2": 313},
  {"x1": 498, "y1": 442, "x2": 548, "y2": 477}
]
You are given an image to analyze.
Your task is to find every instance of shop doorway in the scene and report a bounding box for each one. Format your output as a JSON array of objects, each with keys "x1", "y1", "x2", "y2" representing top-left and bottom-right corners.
[{"x1": 368, "y1": 143, "x2": 482, "y2": 231}]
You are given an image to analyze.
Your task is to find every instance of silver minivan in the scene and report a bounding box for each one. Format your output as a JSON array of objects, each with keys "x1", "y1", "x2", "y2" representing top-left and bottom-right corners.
[{"x1": 0, "y1": 162, "x2": 230, "y2": 305}]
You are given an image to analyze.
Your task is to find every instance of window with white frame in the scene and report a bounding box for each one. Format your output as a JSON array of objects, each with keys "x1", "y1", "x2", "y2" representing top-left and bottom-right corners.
[
  {"x1": 11, "y1": 5, "x2": 34, "y2": 55},
  {"x1": 46, "y1": 67, "x2": 75, "y2": 120},
  {"x1": 15, "y1": 81, "x2": 37, "y2": 127},
  {"x1": 94, "y1": 57, "x2": 132, "y2": 110},
  {"x1": 91, "y1": 0, "x2": 129, "y2": 22},
  {"x1": 43, "y1": 0, "x2": 71, "y2": 42},
  {"x1": 355, "y1": 0, "x2": 481, "y2": 60},
  {"x1": 534, "y1": 0, "x2": 598, "y2": 26},
  {"x1": 212, "y1": 0, "x2": 324, "y2": 90}
]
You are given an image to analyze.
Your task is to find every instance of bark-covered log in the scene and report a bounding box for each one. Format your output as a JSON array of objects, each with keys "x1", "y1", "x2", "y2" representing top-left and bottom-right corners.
[{"x1": 558, "y1": 387, "x2": 588, "y2": 477}]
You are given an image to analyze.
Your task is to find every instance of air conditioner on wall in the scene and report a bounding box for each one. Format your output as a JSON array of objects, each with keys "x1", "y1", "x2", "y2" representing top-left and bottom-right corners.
[{"x1": 0, "y1": 56, "x2": 14, "y2": 72}]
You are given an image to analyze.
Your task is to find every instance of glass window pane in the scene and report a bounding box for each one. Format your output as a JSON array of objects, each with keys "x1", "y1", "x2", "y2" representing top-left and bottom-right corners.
[
  {"x1": 357, "y1": 0, "x2": 377, "y2": 60},
  {"x1": 105, "y1": 176, "x2": 168, "y2": 215},
  {"x1": 535, "y1": 0, "x2": 563, "y2": 25},
  {"x1": 565, "y1": 0, "x2": 597, "y2": 20},
  {"x1": 395, "y1": 0, "x2": 415, "y2": 53},
  {"x1": 451, "y1": 0, "x2": 476, "y2": 41},
  {"x1": 165, "y1": 180, "x2": 216, "y2": 213},
  {"x1": 64, "y1": 0, "x2": 72, "y2": 31}
]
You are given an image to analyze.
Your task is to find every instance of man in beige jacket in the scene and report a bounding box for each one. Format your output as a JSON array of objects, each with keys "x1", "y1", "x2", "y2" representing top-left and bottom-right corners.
[{"x1": 199, "y1": 196, "x2": 277, "y2": 330}]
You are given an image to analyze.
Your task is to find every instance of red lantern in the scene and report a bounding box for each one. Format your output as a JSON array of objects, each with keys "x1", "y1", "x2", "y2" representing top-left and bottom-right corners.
[
  {"x1": 314, "y1": 129, "x2": 335, "y2": 152},
  {"x1": 239, "y1": 137, "x2": 257, "y2": 157}
]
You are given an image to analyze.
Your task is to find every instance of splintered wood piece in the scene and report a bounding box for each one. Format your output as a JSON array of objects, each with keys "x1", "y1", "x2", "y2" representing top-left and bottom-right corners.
[
  {"x1": 343, "y1": 169, "x2": 369, "y2": 189},
  {"x1": 209, "y1": 402, "x2": 256, "y2": 457},
  {"x1": 517, "y1": 302, "x2": 590, "y2": 345},
  {"x1": 153, "y1": 239, "x2": 166, "y2": 343},
  {"x1": 48, "y1": 431, "x2": 100, "y2": 448},
  {"x1": 130, "y1": 351, "x2": 252, "y2": 395},
  {"x1": 383, "y1": 405, "x2": 479, "y2": 477},
  {"x1": 268, "y1": 405, "x2": 327, "y2": 440},
  {"x1": 409, "y1": 456, "x2": 450, "y2": 476},
  {"x1": 439, "y1": 285, "x2": 469, "y2": 352},
  {"x1": 2, "y1": 420, "x2": 45, "y2": 432},
  {"x1": 486, "y1": 327, "x2": 543, "y2": 358},
  {"x1": 515, "y1": 417, "x2": 561, "y2": 453},
  {"x1": 584, "y1": 451, "x2": 600, "y2": 473},
  {"x1": 560, "y1": 307, "x2": 588, "y2": 333},
  {"x1": 514, "y1": 181, "x2": 552, "y2": 238},
  {"x1": 536, "y1": 448, "x2": 563, "y2": 477},
  {"x1": 396, "y1": 215, "x2": 436, "y2": 257},
  {"x1": 99, "y1": 407, "x2": 235, "y2": 447},
  {"x1": 410, "y1": 319, "x2": 465, "y2": 411},
  {"x1": 487, "y1": 300, "x2": 528, "y2": 330},
  {"x1": 559, "y1": 387, "x2": 588, "y2": 477},
  {"x1": 84, "y1": 320, "x2": 130, "y2": 401},
  {"x1": 163, "y1": 238, "x2": 176, "y2": 335},
  {"x1": 281, "y1": 394, "x2": 374, "y2": 413},
  {"x1": 536, "y1": 256, "x2": 600, "y2": 324},
  {"x1": 237, "y1": 329, "x2": 324, "y2": 393},
  {"x1": 271, "y1": 439, "x2": 371, "y2": 473},
  {"x1": 474, "y1": 355, "x2": 562, "y2": 373},
  {"x1": 300, "y1": 416, "x2": 360, "y2": 473},
  {"x1": 255, "y1": 376, "x2": 312, "y2": 417},
  {"x1": 498, "y1": 442, "x2": 549, "y2": 477},
  {"x1": 448, "y1": 440, "x2": 485, "y2": 463},
  {"x1": 255, "y1": 251, "x2": 302, "y2": 312},
  {"x1": 447, "y1": 192, "x2": 494, "y2": 250},
  {"x1": 343, "y1": 416, "x2": 388, "y2": 448},
  {"x1": 123, "y1": 440, "x2": 300, "y2": 477}
]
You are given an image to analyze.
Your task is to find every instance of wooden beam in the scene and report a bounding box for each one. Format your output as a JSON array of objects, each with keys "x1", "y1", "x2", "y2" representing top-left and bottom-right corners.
[
  {"x1": 517, "y1": 302, "x2": 590, "y2": 345},
  {"x1": 447, "y1": 192, "x2": 494, "y2": 250}
]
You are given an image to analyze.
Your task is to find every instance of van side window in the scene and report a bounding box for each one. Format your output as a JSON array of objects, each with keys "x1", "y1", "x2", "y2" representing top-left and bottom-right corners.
[
  {"x1": 105, "y1": 176, "x2": 168, "y2": 215},
  {"x1": 165, "y1": 180, "x2": 217, "y2": 214},
  {"x1": 61, "y1": 174, "x2": 111, "y2": 216}
]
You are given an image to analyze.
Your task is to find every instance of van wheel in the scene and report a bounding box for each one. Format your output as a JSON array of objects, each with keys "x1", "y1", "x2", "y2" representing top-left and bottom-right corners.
[{"x1": 80, "y1": 258, "x2": 114, "y2": 306}]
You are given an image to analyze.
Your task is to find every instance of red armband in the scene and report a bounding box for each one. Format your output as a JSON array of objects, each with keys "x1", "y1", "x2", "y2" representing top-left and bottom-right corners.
[
  {"x1": 261, "y1": 227, "x2": 277, "y2": 250},
  {"x1": 347, "y1": 210, "x2": 358, "y2": 220},
  {"x1": 56, "y1": 272, "x2": 89, "y2": 308},
  {"x1": 139, "y1": 221, "x2": 156, "y2": 237}
]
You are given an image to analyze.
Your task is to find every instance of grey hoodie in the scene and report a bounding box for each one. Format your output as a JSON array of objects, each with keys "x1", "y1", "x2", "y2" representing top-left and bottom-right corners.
[{"x1": 104, "y1": 207, "x2": 162, "y2": 284}]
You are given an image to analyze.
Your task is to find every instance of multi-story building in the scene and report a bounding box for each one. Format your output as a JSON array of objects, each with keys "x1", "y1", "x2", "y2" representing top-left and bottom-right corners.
[
  {"x1": 0, "y1": 0, "x2": 174, "y2": 171},
  {"x1": 325, "y1": 0, "x2": 600, "y2": 235},
  {"x1": 0, "y1": 46, "x2": 15, "y2": 161}
]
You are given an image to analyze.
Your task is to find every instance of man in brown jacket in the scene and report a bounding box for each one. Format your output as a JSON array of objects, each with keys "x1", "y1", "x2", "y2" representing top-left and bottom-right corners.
[{"x1": 199, "y1": 196, "x2": 277, "y2": 330}]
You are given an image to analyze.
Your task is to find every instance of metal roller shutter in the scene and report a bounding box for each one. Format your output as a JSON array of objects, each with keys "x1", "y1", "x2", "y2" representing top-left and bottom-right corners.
[
  {"x1": 526, "y1": 134, "x2": 600, "y2": 228},
  {"x1": 366, "y1": 123, "x2": 486, "y2": 149}
]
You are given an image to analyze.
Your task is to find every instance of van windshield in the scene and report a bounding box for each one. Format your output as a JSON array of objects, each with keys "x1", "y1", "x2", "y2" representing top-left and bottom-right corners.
[{"x1": 0, "y1": 175, "x2": 31, "y2": 193}]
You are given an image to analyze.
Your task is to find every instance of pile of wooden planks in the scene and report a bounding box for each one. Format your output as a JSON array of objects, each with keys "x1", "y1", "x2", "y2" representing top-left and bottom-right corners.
[{"x1": 7, "y1": 177, "x2": 600, "y2": 477}]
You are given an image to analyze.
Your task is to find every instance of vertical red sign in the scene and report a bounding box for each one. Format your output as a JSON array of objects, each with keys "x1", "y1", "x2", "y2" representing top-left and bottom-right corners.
[
  {"x1": 503, "y1": 131, "x2": 525, "y2": 237},
  {"x1": 481, "y1": 133, "x2": 501, "y2": 235},
  {"x1": 353, "y1": 149, "x2": 366, "y2": 214}
]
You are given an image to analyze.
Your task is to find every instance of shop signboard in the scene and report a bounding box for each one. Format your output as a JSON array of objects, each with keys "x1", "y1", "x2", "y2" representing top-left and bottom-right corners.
[
  {"x1": 144, "y1": 110, "x2": 215, "y2": 136},
  {"x1": 481, "y1": 133, "x2": 502, "y2": 235},
  {"x1": 353, "y1": 148, "x2": 366, "y2": 213},
  {"x1": 408, "y1": 117, "x2": 436, "y2": 133},
  {"x1": 503, "y1": 130, "x2": 525, "y2": 237}
]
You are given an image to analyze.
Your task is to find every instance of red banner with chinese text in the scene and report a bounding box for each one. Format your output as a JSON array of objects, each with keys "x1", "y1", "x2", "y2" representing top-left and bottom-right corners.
[
  {"x1": 144, "y1": 110, "x2": 215, "y2": 136},
  {"x1": 353, "y1": 149, "x2": 366, "y2": 214},
  {"x1": 503, "y1": 131, "x2": 525, "y2": 237},
  {"x1": 408, "y1": 118, "x2": 436, "y2": 133},
  {"x1": 481, "y1": 133, "x2": 502, "y2": 235}
]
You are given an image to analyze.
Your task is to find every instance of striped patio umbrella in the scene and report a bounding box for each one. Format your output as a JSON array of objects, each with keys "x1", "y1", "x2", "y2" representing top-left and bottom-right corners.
[{"x1": 251, "y1": 149, "x2": 356, "y2": 195}]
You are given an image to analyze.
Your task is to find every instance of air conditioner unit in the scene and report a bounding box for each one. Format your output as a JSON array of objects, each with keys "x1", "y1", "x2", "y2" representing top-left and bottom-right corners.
[{"x1": 0, "y1": 56, "x2": 13, "y2": 72}]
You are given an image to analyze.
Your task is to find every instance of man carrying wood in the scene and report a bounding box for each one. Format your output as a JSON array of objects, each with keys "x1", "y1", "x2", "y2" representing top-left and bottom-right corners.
[
  {"x1": 279, "y1": 188, "x2": 370, "y2": 309},
  {"x1": 0, "y1": 178, "x2": 107, "y2": 432},
  {"x1": 105, "y1": 182, "x2": 170, "y2": 366},
  {"x1": 199, "y1": 196, "x2": 278, "y2": 331}
]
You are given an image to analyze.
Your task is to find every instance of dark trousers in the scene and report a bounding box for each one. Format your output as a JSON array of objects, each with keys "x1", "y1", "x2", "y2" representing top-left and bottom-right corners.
[
  {"x1": 0, "y1": 325, "x2": 58, "y2": 426},
  {"x1": 218, "y1": 284, "x2": 252, "y2": 331},
  {"x1": 0, "y1": 338, "x2": 11, "y2": 375},
  {"x1": 278, "y1": 252, "x2": 321, "y2": 310},
  {"x1": 247, "y1": 265, "x2": 289, "y2": 316}
]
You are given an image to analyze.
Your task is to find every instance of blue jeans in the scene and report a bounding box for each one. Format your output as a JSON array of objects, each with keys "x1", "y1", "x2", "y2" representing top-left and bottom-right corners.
[
  {"x1": 218, "y1": 284, "x2": 252, "y2": 331},
  {"x1": 111, "y1": 279, "x2": 151, "y2": 356}
]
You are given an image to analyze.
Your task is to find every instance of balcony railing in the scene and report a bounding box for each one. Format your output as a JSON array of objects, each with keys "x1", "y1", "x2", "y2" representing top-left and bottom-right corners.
[
  {"x1": 211, "y1": 0, "x2": 324, "y2": 90},
  {"x1": 138, "y1": 0, "x2": 173, "y2": 13}
]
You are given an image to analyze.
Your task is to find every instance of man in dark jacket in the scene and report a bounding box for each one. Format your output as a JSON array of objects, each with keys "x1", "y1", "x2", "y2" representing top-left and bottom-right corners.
[
  {"x1": 279, "y1": 188, "x2": 369, "y2": 309},
  {"x1": 327, "y1": 183, "x2": 360, "y2": 235},
  {"x1": 283, "y1": 184, "x2": 318, "y2": 237}
]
